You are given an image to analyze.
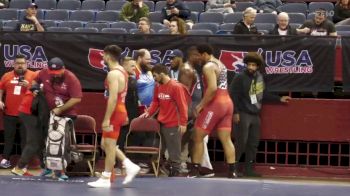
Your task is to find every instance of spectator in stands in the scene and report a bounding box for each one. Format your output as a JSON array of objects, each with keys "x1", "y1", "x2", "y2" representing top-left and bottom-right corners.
[
  {"x1": 0, "y1": 0, "x2": 8, "y2": 9},
  {"x1": 333, "y1": 0, "x2": 350, "y2": 24},
  {"x1": 233, "y1": 7, "x2": 259, "y2": 34},
  {"x1": 206, "y1": 0, "x2": 236, "y2": 14},
  {"x1": 229, "y1": 52, "x2": 291, "y2": 177},
  {"x1": 34, "y1": 57, "x2": 82, "y2": 180},
  {"x1": 169, "y1": 17, "x2": 187, "y2": 35},
  {"x1": 135, "y1": 17, "x2": 155, "y2": 34},
  {"x1": 253, "y1": 0, "x2": 282, "y2": 14},
  {"x1": 270, "y1": 12, "x2": 297, "y2": 35},
  {"x1": 169, "y1": 49, "x2": 184, "y2": 80},
  {"x1": 0, "y1": 54, "x2": 37, "y2": 169},
  {"x1": 17, "y1": 3, "x2": 45, "y2": 32},
  {"x1": 297, "y1": 8, "x2": 337, "y2": 36},
  {"x1": 161, "y1": 0, "x2": 193, "y2": 29},
  {"x1": 120, "y1": 0, "x2": 149, "y2": 23},
  {"x1": 140, "y1": 64, "x2": 188, "y2": 177}
]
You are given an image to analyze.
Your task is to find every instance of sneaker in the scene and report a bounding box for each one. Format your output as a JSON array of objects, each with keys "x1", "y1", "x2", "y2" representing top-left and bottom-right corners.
[
  {"x1": 0, "y1": 159, "x2": 11, "y2": 169},
  {"x1": 55, "y1": 171, "x2": 69, "y2": 181},
  {"x1": 87, "y1": 177, "x2": 111, "y2": 188},
  {"x1": 199, "y1": 168, "x2": 215, "y2": 178},
  {"x1": 138, "y1": 163, "x2": 150, "y2": 174},
  {"x1": 159, "y1": 164, "x2": 169, "y2": 176},
  {"x1": 40, "y1": 168, "x2": 53, "y2": 177},
  {"x1": 179, "y1": 162, "x2": 189, "y2": 174},
  {"x1": 11, "y1": 167, "x2": 33, "y2": 176},
  {"x1": 187, "y1": 164, "x2": 201, "y2": 178},
  {"x1": 123, "y1": 159, "x2": 141, "y2": 185}
]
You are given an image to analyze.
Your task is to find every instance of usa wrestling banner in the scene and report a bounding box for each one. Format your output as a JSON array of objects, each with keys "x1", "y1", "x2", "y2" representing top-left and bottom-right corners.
[{"x1": 0, "y1": 33, "x2": 336, "y2": 91}]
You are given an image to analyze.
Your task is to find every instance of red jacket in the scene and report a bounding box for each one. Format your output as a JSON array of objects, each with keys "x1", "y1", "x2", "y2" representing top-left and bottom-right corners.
[{"x1": 148, "y1": 79, "x2": 188, "y2": 127}]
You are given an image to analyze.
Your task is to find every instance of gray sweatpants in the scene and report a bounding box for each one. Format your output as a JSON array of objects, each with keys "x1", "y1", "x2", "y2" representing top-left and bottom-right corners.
[
  {"x1": 234, "y1": 112, "x2": 261, "y2": 163},
  {"x1": 160, "y1": 125, "x2": 181, "y2": 171}
]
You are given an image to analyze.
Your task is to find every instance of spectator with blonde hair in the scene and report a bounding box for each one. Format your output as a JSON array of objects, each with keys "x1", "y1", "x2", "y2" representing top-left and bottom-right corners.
[{"x1": 233, "y1": 7, "x2": 259, "y2": 34}]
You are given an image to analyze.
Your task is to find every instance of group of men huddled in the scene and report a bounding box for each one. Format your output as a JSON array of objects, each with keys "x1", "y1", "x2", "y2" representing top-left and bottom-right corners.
[{"x1": 0, "y1": 44, "x2": 291, "y2": 188}]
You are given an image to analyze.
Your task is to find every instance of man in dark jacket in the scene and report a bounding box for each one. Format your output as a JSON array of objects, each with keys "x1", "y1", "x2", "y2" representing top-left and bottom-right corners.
[
  {"x1": 161, "y1": 0, "x2": 192, "y2": 28},
  {"x1": 233, "y1": 7, "x2": 259, "y2": 34},
  {"x1": 269, "y1": 12, "x2": 297, "y2": 35},
  {"x1": 229, "y1": 52, "x2": 291, "y2": 177}
]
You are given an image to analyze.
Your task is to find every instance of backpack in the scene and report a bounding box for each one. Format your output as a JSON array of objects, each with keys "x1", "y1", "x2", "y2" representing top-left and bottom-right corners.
[{"x1": 45, "y1": 113, "x2": 82, "y2": 171}]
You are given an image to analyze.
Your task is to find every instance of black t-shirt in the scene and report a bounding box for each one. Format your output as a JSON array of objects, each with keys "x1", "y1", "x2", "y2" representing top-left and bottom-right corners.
[
  {"x1": 300, "y1": 19, "x2": 336, "y2": 36},
  {"x1": 17, "y1": 17, "x2": 44, "y2": 32}
]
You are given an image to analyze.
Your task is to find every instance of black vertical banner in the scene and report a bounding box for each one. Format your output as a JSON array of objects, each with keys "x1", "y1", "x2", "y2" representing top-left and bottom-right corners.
[{"x1": 342, "y1": 37, "x2": 350, "y2": 92}]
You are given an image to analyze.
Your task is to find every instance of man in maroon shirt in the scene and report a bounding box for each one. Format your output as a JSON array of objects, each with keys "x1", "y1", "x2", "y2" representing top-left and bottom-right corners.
[
  {"x1": 33, "y1": 57, "x2": 82, "y2": 180},
  {"x1": 140, "y1": 64, "x2": 188, "y2": 177}
]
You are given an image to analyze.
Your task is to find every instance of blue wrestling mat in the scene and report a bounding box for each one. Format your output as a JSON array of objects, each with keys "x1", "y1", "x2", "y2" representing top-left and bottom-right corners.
[{"x1": 1, "y1": 175, "x2": 350, "y2": 196}]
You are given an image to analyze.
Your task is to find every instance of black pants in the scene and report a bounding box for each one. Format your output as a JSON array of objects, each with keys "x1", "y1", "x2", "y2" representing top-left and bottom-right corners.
[
  {"x1": 17, "y1": 113, "x2": 46, "y2": 169},
  {"x1": 2, "y1": 115, "x2": 26, "y2": 160},
  {"x1": 234, "y1": 112, "x2": 261, "y2": 163}
]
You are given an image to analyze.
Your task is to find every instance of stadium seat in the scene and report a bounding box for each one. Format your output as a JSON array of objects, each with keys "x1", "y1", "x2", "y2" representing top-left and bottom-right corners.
[
  {"x1": 158, "y1": 29, "x2": 170, "y2": 34},
  {"x1": 35, "y1": 0, "x2": 57, "y2": 10},
  {"x1": 337, "y1": 31, "x2": 350, "y2": 36},
  {"x1": 308, "y1": 2, "x2": 334, "y2": 13},
  {"x1": 144, "y1": 1, "x2": 155, "y2": 12},
  {"x1": 224, "y1": 12, "x2": 243, "y2": 24},
  {"x1": 219, "y1": 23, "x2": 235, "y2": 31},
  {"x1": 235, "y1": 2, "x2": 254, "y2": 12},
  {"x1": 95, "y1": 11, "x2": 120, "y2": 22},
  {"x1": 110, "y1": 21, "x2": 137, "y2": 32},
  {"x1": 288, "y1": 13, "x2": 306, "y2": 24},
  {"x1": 335, "y1": 25, "x2": 350, "y2": 31},
  {"x1": 155, "y1": 1, "x2": 167, "y2": 12},
  {"x1": 105, "y1": 1, "x2": 126, "y2": 11},
  {"x1": 188, "y1": 29, "x2": 213, "y2": 35},
  {"x1": 58, "y1": 21, "x2": 84, "y2": 30},
  {"x1": 45, "y1": 10, "x2": 69, "y2": 21},
  {"x1": 0, "y1": 9, "x2": 18, "y2": 20},
  {"x1": 190, "y1": 11, "x2": 199, "y2": 23},
  {"x1": 199, "y1": 12, "x2": 224, "y2": 23},
  {"x1": 192, "y1": 22, "x2": 219, "y2": 34},
  {"x1": 42, "y1": 20, "x2": 57, "y2": 28},
  {"x1": 81, "y1": 0, "x2": 105, "y2": 11},
  {"x1": 85, "y1": 22, "x2": 110, "y2": 31},
  {"x1": 47, "y1": 26, "x2": 72, "y2": 32},
  {"x1": 151, "y1": 22, "x2": 167, "y2": 32},
  {"x1": 255, "y1": 13, "x2": 277, "y2": 24},
  {"x1": 101, "y1": 27, "x2": 128, "y2": 33},
  {"x1": 290, "y1": 23, "x2": 302, "y2": 29},
  {"x1": 56, "y1": 0, "x2": 81, "y2": 10},
  {"x1": 3, "y1": 20, "x2": 19, "y2": 29},
  {"x1": 149, "y1": 11, "x2": 162, "y2": 23},
  {"x1": 278, "y1": 3, "x2": 308, "y2": 16},
  {"x1": 69, "y1": 10, "x2": 95, "y2": 22},
  {"x1": 184, "y1": 1, "x2": 205, "y2": 13},
  {"x1": 74, "y1": 27, "x2": 99, "y2": 33},
  {"x1": 256, "y1": 23, "x2": 275, "y2": 31},
  {"x1": 9, "y1": 0, "x2": 31, "y2": 9}
]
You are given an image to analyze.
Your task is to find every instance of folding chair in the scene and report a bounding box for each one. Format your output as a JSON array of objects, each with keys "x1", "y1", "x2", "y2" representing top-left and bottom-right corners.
[
  {"x1": 124, "y1": 117, "x2": 161, "y2": 177},
  {"x1": 72, "y1": 115, "x2": 98, "y2": 177}
]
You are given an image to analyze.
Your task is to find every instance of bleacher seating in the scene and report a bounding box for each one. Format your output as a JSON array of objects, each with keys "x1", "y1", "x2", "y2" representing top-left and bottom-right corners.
[
  {"x1": 105, "y1": 1, "x2": 126, "y2": 11},
  {"x1": 110, "y1": 21, "x2": 137, "y2": 32},
  {"x1": 45, "y1": 10, "x2": 69, "y2": 21},
  {"x1": 0, "y1": 9, "x2": 18, "y2": 20},
  {"x1": 255, "y1": 13, "x2": 277, "y2": 24},
  {"x1": 101, "y1": 27, "x2": 127, "y2": 33},
  {"x1": 235, "y1": 2, "x2": 254, "y2": 12},
  {"x1": 58, "y1": 21, "x2": 84, "y2": 30},
  {"x1": 224, "y1": 12, "x2": 243, "y2": 24},
  {"x1": 184, "y1": 1, "x2": 205, "y2": 13},
  {"x1": 95, "y1": 11, "x2": 120, "y2": 22},
  {"x1": 199, "y1": 12, "x2": 224, "y2": 23},
  {"x1": 192, "y1": 22, "x2": 219, "y2": 34},
  {"x1": 288, "y1": 13, "x2": 306, "y2": 24},
  {"x1": 9, "y1": 0, "x2": 31, "y2": 9},
  {"x1": 35, "y1": 0, "x2": 57, "y2": 10},
  {"x1": 69, "y1": 10, "x2": 95, "y2": 22},
  {"x1": 188, "y1": 29, "x2": 213, "y2": 35},
  {"x1": 155, "y1": 1, "x2": 166, "y2": 12},
  {"x1": 308, "y1": 2, "x2": 334, "y2": 13},
  {"x1": 56, "y1": 0, "x2": 81, "y2": 10},
  {"x1": 144, "y1": 1, "x2": 155, "y2": 12},
  {"x1": 81, "y1": 0, "x2": 105, "y2": 11},
  {"x1": 74, "y1": 27, "x2": 99, "y2": 32},
  {"x1": 47, "y1": 26, "x2": 72, "y2": 32},
  {"x1": 85, "y1": 22, "x2": 110, "y2": 31},
  {"x1": 278, "y1": 3, "x2": 308, "y2": 16}
]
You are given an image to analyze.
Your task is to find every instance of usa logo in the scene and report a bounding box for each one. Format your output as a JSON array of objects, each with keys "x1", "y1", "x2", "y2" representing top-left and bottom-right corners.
[
  {"x1": 219, "y1": 50, "x2": 247, "y2": 73},
  {"x1": 88, "y1": 48, "x2": 106, "y2": 71}
]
